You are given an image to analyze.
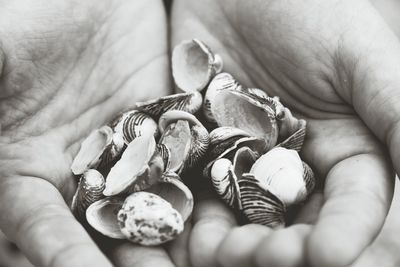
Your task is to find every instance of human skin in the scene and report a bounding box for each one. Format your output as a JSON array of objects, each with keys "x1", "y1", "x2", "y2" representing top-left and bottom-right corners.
[
  {"x1": 0, "y1": 1, "x2": 179, "y2": 266},
  {"x1": 171, "y1": 0, "x2": 400, "y2": 267}
]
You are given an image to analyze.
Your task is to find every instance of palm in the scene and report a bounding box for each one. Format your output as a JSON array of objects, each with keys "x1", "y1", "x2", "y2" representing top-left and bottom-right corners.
[
  {"x1": 0, "y1": 1, "x2": 172, "y2": 267},
  {"x1": 172, "y1": 0, "x2": 395, "y2": 267}
]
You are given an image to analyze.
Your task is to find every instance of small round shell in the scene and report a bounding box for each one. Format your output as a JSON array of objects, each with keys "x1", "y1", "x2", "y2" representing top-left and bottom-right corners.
[
  {"x1": 277, "y1": 119, "x2": 307, "y2": 152},
  {"x1": 136, "y1": 91, "x2": 203, "y2": 118},
  {"x1": 211, "y1": 158, "x2": 240, "y2": 208},
  {"x1": 71, "y1": 169, "x2": 105, "y2": 221},
  {"x1": 203, "y1": 73, "x2": 242, "y2": 123},
  {"x1": 250, "y1": 147, "x2": 315, "y2": 206},
  {"x1": 71, "y1": 126, "x2": 114, "y2": 175},
  {"x1": 172, "y1": 39, "x2": 223, "y2": 92},
  {"x1": 104, "y1": 135, "x2": 164, "y2": 196},
  {"x1": 86, "y1": 197, "x2": 125, "y2": 239},
  {"x1": 118, "y1": 192, "x2": 184, "y2": 246}
]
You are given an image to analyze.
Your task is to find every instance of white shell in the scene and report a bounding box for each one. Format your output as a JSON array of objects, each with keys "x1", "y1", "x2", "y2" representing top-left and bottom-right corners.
[
  {"x1": 118, "y1": 192, "x2": 184, "y2": 246},
  {"x1": 70, "y1": 126, "x2": 114, "y2": 175},
  {"x1": 172, "y1": 39, "x2": 223, "y2": 92},
  {"x1": 86, "y1": 197, "x2": 125, "y2": 239},
  {"x1": 104, "y1": 135, "x2": 163, "y2": 196}
]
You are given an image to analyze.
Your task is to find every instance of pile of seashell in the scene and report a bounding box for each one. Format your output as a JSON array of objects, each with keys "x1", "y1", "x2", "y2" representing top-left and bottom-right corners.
[{"x1": 70, "y1": 39, "x2": 316, "y2": 246}]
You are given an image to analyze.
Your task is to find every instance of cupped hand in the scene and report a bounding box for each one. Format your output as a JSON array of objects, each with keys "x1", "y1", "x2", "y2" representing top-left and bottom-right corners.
[
  {"x1": 171, "y1": 0, "x2": 400, "y2": 266},
  {"x1": 0, "y1": 1, "x2": 177, "y2": 266}
]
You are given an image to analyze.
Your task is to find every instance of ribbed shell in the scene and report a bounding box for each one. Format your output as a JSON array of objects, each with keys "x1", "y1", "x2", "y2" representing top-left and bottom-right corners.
[
  {"x1": 239, "y1": 174, "x2": 286, "y2": 228},
  {"x1": 71, "y1": 169, "x2": 105, "y2": 221},
  {"x1": 277, "y1": 119, "x2": 306, "y2": 152},
  {"x1": 208, "y1": 127, "x2": 250, "y2": 160},
  {"x1": 136, "y1": 91, "x2": 203, "y2": 118}
]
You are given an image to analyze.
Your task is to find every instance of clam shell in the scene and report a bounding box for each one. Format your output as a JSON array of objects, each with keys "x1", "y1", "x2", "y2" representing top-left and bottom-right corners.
[
  {"x1": 145, "y1": 172, "x2": 194, "y2": 221},
  {"x1": 118, "y1": 191, "x2": 184, "y2": 246},
  {"x1": 208, "y1": 127, "x2": 251, "y2": 160},
  {"x1": 157, "y1": 143, "x2": 171, "y2": 171},
  {"x1": 71, "y1": 126, "x2": 114, "y2": 175},
  {"x1": 103, "y1": 135, "x2": 164, "y2": 196},
  {"x1": 110, "y1": 110, "x2": 158, "y2": 144},
  {"x1": 250, "y1": 147, "x2": 313, "y2": 206},
  {"x1": 239, "y1": 173, "x2": 286, "y2": 228},
  {"x1": 203, "y1": 73, "x2": 242, "y2": 123},
  {"x1": 277, "y1": 119, "x2": 307, "y2": 152},
  {"x1": 172, "y1": 39, "x2": 223, "y2": 92},
  {"x1": 211, "y1": 87, "x2": 279, "y2": 149},
  {"x1": 136, "y1": 91, "x2": 203, "y2": 118},
  {"x1": 277, "y1": 107, "x2": 306, "y2": 142},
  {"x1": 159, "y1": 111, "x2": 209, "y2": 173},
  {"x1": 211, "y1": 158, "x2": 240, "y2": 208},
  {"x1": 71, "y1": 169, "x2": 105, "y2": 221},
  {"x1": 86, "y1": 197, "x2": 125, "y2": 239}
]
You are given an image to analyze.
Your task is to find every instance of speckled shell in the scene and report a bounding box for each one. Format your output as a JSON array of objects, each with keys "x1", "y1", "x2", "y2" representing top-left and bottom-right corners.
[
  {"x1": 203, "y1": 73, "x2": 242, "y2": 123},
  {"x1": 136, "y1": 91, "x2": 203, "y2": 118},
  {"x1": 172, "y1": 39, "x2": 223, "y2": 92},
  {"x1": 86, "y1": 197, "x2": 125, "y2": 239},
  {"x1": 118, "y1": 192, "x2": 184, "y2": 246},
  {"x1": 71, "y1": 126, "x2": 114, "y2": 175},
  {"x1": 103, "y1": 135, "x2": 164, "y2": 196},
  {"x1": 71, "y1": 169, "x2": 105, "y2": 221}
]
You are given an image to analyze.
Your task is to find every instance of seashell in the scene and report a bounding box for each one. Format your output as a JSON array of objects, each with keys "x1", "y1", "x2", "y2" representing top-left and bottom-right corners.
[
  {"x1": 238, "y1": 173, "x2": 286, "y2": 228},
  {"x1": 110, "y1": 109, "x2": 159, "y2": 145},
  {"x1": 210, "y1": 86, "x2": 279, "y2": 149},
  {"x1": 145, "y1": 171, "x2": 194, "y2": 221},
  {"x1": 249, "y1": 147, "x2": 315, "y2": 206},
  {"x1": 157, "y1": 143, "x2": 171, "y2": 171},
  {"x1": 277, "y1": 119, "x2": 307, "y2": 152},
  {"x1": 103, "y1": 135, "x2": 164, "y2": 196},
  {"x1": 172, "y1": 39, "x2": 223, "y2": 93},
  {"x1": 159, "y1": 110, "x2": 210, "y2": 173},
  {"x1": 136, "y1": 91, "x2": 203, "y2": 118},
  {"x1": 117, "y1": 191, "x2": 184, "y2": 246},
  {"x1": 71, "y1": 126, "x2": 114, "y2": 175},
  {"x1": 86, "y1": 197, "x2": 125, "y2": 239},
  {"x1": 203, "y1": 136, "x2": 268, "y2": 179},
  {"x1": 208, "y1": 127, "x2": 251, "y2": 160},
  {"x1": 203, "y1": 73, "x2": 242, "y2": 123},
  {"x1": 71, "y1": 169, "x2": 105, "y2": 221},
  {"x1": 210, "y1": 147, "x2": 258, "y2": 209}
]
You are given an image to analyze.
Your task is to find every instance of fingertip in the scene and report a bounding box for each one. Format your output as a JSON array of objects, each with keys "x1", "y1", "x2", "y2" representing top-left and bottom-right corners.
[
  {"x1": 254, "y1": 225, "x2": 310, "y2": 267},
  {"x1": 216, "y1": 224, "x2": 271, "y2": 267}
]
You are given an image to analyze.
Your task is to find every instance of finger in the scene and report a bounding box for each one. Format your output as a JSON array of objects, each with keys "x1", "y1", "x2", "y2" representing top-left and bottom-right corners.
[
  {"x1": 350, "y1": 178, "x2": 400, "y2": 267},
  {"x1": 253, "y1": 224, "x2": 311, "y2": 267},
  {"x1": 0, "y1": 176, "x2": 112, "y2": 267},
  {"x1": 189, "y1": 191, "x2": 237, "y2": 267},
  {"x1": 308, "y1": 153, "x2": 394, "y2": 267},
  {"x1": 293, "y1": 192, "x2": 324, "y2": 225},
  {"x1": 166, "y1": 221, "x2": 193, "y2": 267},
  {"x1": 216, "y1": 224, "x2": 271, "y2": 267},
  {"x1": 110, "y1": 242, "x2": 175, "y2": 267}
]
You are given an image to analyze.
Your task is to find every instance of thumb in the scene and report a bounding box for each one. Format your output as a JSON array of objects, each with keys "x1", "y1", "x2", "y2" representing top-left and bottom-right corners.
[{"x1": 335, "y1": 0, "x2": 400, "y2": 177}]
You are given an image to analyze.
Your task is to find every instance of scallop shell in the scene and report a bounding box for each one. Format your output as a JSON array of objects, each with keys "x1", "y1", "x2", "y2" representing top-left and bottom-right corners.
[
  {"x1": 203, "y1": 73, "x2": 242, "y2": 123},
  {"x1": 70, "y1": 126, "x2": 114, "y2": 175},
  {"x1": 71, "y1": 169, "x2": 105, "y2": 221},
  {"x1": 145, "y1": 171, "x2": 194, "y2": 221},
  {"x1": 239, "y1": 173, "x2": 286, "y2": 228},
  {"x1": 136, "y1": 91, "x2": 203, "y2": 118},
  {"x1": 117, "y1": 191, "x2": 184, "y2": 246},
  {"x1": 86, "y1": 197, "x2": 125, "y2": 239},
  {"x1": 172, "y1": 39, "x2": 223, "y2": 92},
  {"x1": 208, "y1": 127, "x2": 251, "y2": 160},
  {"x1": 210, "y1": 87, "x2": 279, "y2": 149},
  {"x1": 103, "y1": 135, "x2": 164, "y2": 196},
  {"x1": 249, "y1": 147, "x2": 315, "y2": 206},
  {"x1": 159, "y1": 110, "x2": 209, "y2": 173}
]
